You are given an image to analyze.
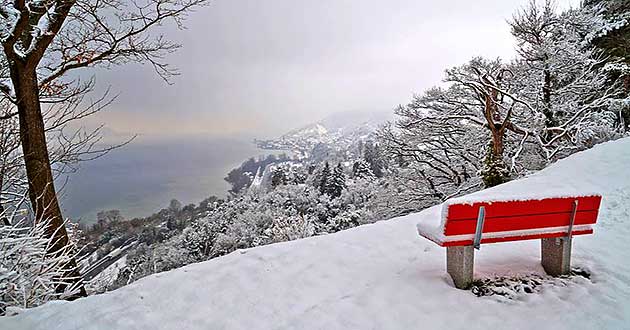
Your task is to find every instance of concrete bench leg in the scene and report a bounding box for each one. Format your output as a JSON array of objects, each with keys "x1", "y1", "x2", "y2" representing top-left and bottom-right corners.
[
  {"x1": 541, "y1": 237, "x2": 572, "y2": 276},
  {"x1": 447, "y1": 246, "x2": 474, "y2": 289}
]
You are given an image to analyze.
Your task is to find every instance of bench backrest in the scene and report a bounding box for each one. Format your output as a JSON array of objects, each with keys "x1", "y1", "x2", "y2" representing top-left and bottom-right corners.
[{"x1": 441, "y1": 196, "x2": 602, "y2": 247}]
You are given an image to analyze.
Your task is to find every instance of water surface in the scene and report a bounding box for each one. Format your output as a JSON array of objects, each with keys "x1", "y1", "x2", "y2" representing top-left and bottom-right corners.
[{"x1": 59, "y1": 135, "x2": 267, "y2": 223}]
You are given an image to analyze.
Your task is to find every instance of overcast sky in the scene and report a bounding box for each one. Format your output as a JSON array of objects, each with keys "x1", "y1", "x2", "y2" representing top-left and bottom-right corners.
[{"x1": 85, "y1": 0, "x2": 581, "y2": 139}]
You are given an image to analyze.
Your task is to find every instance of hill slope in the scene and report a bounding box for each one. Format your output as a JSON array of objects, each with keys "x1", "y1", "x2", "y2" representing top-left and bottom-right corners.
[
  {"x1": 255, "y1": 110, "x2": 391, "y2": 155},
  {"x1": 3, "y1": 138, "x2": 630, "y2": 329}
]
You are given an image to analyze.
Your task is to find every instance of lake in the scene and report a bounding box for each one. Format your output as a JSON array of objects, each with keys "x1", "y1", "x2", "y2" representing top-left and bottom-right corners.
[{"x1": 59, "y1": 135, "x2": 272, "y2": 223}]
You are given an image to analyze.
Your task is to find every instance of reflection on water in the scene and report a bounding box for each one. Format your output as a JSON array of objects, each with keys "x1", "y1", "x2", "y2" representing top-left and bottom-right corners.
[{"x1": 59, "y1": 135, "x2": 268, "y2": 223}]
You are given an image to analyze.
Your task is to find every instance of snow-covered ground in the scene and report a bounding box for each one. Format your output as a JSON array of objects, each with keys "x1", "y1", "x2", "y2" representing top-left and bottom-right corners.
[{"x1": 3, "y1": 138, "x2": 630, "y2": 329}]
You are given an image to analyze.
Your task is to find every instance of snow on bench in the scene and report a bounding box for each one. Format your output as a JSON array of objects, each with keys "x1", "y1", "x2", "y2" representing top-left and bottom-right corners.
[{"x1": 417, "y1": 195, "x2": 602, "y2": 289}]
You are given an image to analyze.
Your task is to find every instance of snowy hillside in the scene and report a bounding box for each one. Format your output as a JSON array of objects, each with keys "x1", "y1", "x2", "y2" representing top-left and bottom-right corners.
[
  {"x1": 3, "y1": 138, "x2": 630, "y2": 329},
  {"x1": 255, "y1": 111, "x2": 392, "y2": 156}
]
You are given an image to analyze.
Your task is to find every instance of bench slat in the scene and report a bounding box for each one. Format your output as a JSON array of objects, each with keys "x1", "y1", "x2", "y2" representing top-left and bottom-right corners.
[
  {"x1": 441, "y1": 229, "x2": 593, "y2": 247},
  {"x1": 446, "y1": 196, "x2": 601, "y2": 221},
  {"x1": 444, "y1": 210, "x2": 598, "y2": 236}
]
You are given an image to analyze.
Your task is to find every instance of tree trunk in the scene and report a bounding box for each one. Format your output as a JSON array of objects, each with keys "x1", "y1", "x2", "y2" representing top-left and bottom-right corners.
[
  {"x1": 619, "y1": 74, "x2": 630, "y2": 133},
  {"x1": 481, "y1": 128, "x2": 509, "y2": 188},
  {"x1": 624, "y1": 75, "x2": 630, "y2": 132},
  {"x1": 543, "y1": 69, "x2": 552, "y2": 120},
  {"x1": 490, "y1": 129, "x2": 504, "y2": 158},
  {"x1": 542, "y1": 68, "x2": 560, "y2": 142},
  {"x1": 10, "y1": 63, "x2": 86, "y2": 298},
  {"x1": 481, "y1": 89, "x2": 509, "y2": 188}
]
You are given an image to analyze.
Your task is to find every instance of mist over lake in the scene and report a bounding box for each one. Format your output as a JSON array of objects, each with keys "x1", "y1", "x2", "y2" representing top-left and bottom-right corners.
[{"x1": 59, "y1": 135, "x2": 270, "y2": 223}]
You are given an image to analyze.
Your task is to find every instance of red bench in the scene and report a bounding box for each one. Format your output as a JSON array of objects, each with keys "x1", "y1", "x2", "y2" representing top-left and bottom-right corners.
[{"x1": 417, "y1": 195, "x2": 602, "y2": 289}]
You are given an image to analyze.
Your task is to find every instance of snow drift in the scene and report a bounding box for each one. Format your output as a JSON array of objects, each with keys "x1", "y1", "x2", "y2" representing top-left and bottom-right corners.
[{"x1": 3, "y1": 138, "x2": 630, "y2": 329}]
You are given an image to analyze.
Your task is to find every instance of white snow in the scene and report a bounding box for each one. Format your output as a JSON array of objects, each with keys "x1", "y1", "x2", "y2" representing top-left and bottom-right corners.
[
  {"x1": 86, "y1": 255, "x2": 127, "y2": 293},
  {"x1": 3, "y1": 138, "x2": 630, "y2": 329}
]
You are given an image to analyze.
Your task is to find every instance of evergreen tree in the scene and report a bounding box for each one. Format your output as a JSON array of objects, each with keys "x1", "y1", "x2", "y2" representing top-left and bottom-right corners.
[
  {"x1": 166, "y1": 217, "x2": 177, "y2": 231},
  {"x1": 582, "y1": 0, "x2": 630, "y2": 128},
  {"x1": 352, "y1": 160, "x2": 375, "y2": 179},
  {"x1": 271, "y1": 166, "x2": 289, "y2": 188},
  {"x1": 290, "y1": 166, "x2": 308, "y2": 185},
  {"x1": 318, "y1": 162, "x2": 331, "y2": 195},
  {"x1": 364, "y1": 142, "x2": 385, "y2": 178},
  {"x1": 584, "y1": 0, "x2": 630, "y2": 64},
  {"x1": 326, "y1": 163, "x2": 347, "y2": 198}
]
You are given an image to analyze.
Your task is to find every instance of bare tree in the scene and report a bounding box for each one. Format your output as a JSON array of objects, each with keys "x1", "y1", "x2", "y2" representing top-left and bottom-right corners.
[
  {"x1": 0, "y1": 0, "x2": 208, "y2": 297},
  {"x1": 382, "y1": 58, "x2": 532, "y2": 190}
]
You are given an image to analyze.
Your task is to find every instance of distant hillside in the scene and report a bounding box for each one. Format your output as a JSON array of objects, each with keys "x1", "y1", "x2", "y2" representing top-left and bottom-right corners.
[{"x1": 255, "y1": 111, "x2": 392, "y2": 156}]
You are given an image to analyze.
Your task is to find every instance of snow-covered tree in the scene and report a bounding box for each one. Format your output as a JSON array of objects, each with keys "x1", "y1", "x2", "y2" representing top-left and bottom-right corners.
[
  {"x1": 317, "y1": 162, "x2": 331, "y2": 195},
  {"x1": 583, "y1": 0, "x2": 630, "y2": 65},
  {"x1": 1, "y1": 0, "x2": 209, "y2": 296},
  {"x1": 363, "y1": 141, "x2": 386, "y2": 178},
  {"x1": 271, "y1": 166, "x2": 289, "y2": 188},
  {"x1": 181, "y1": 214, "x2": 230, "y2": 260},
  {"x1": 260, "y1": 214, "x2": 315, "y2": 244},
  {"x1": 352, "y1": 159, "x2": 375, "y2": 179},
  {"x1": 382, "y1": 57, "x2": 531, "y2": 191},
  {"x1": 325, "y1": 163, "x2": 346, "y2": 198},
  {"x1": 0, "y1": 216, "x2": 85, "y2": 314},
  {"x1": 582, "y1": 0, "x2": 630, "y2": 129},
  {"x1": 509, "y1": 1, "x2": 625, "y2": 159}
]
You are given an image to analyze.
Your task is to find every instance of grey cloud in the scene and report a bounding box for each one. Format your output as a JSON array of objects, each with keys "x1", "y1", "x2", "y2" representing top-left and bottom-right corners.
[{"x1": 84, "y1": 0, "x2": 581, "y2": 138}]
